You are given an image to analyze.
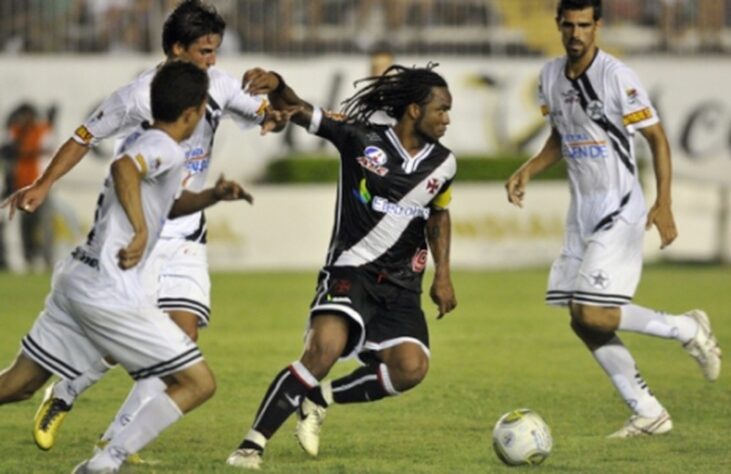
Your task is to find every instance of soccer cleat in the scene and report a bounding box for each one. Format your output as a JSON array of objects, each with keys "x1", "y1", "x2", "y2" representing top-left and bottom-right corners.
[
  {"x1": 225, "y1": 448, "x2": 263, "y2": 470},
  {"x1": 94, "y1": 440, "x2": 146, "y2": 465},
  {"x1": 607, "y1": 410, "x2": 672, "y2": 438},
  {"x1": 33, "y1": 383, "x2": 72, "y2": 450},
  {"x1": 295, "y1": 397, "x2": 327, "y2": 457},
  {"x1": 683, "y1": 309, "x2": 722, "y2": 381},
  {"x1": 71, "y1": 460, "x2": 117, "y2": 474}
]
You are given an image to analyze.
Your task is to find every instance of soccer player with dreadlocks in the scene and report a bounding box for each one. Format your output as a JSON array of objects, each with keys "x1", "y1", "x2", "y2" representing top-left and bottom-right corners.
[{"x1": 226, "y1": 64, "x2": 458, "y2": 469}]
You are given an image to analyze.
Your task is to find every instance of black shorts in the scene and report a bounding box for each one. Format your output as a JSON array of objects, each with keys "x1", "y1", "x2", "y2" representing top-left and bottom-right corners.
[{"x1": 309, "y1": 266, "x2": 429, "y2": 362}]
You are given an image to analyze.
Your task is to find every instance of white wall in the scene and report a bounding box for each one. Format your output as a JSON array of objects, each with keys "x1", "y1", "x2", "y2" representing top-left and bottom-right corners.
[{"x1": 2, "y1": 55, "x2": 729, "y2": 269}]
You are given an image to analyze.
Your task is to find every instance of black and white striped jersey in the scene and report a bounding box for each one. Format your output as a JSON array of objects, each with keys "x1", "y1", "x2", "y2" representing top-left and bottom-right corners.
[
  {"x1": 309, "y1": 108, "x2": 456, "y2": 292},
  {"x1": 539, "y1": 49, "x2": 659, "y2": 238}
]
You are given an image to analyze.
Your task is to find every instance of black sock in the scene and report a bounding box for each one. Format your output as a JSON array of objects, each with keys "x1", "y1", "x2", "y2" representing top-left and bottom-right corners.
[
  {"x1": 244, "y1": 362, "x2": 318, "y2": 442},
  {"x1": 331, "y1": 363, "x2": 398, "y2": 404},
  {"x1": 306, "y1": 385, "x2": 329, "y2": 407}
]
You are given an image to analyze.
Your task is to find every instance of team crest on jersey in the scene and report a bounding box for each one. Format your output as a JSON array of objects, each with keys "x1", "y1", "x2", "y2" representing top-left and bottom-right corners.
[
  {"x1": 356, "y1": 146, "x2": 389, "y2": 176},
  {"x1": 586, "y1": 100, "x2": 604, "y2": 120},
  {"x1": 589, "y1": 269, "x2": 610, "y2": 290},
  {"x1": 426, "y1": 178, "x2": 441, "y2": 194},
  {"x1": 625, "y1": 88, "x2": 639, "y2": 105}
]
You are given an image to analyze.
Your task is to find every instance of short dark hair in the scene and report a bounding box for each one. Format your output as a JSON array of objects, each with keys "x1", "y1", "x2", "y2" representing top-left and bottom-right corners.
[
  {"x1": 150, "y1": 61, "x2": 209, "y2": 123},
  {"x1": 342, "y1": 64, "x2": 448, "y2": 122},
  {"x1": 162, "y1": 0, "x2": 226, "y2": 56},
  {"x1": 556, "y1": 0, "x2": 602, "y2": 21}
]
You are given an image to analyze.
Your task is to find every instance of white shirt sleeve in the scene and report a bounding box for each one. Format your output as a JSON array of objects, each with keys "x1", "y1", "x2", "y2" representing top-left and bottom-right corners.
[
  {"x1": 217, "y1": 71, "x2": 266, "y2": 129},
  {"x1": 73, "y1": 81, "x2": 150, "y2": 147},
  {"x1": 612, "y1": 66, "x2": 659, "y2": 133}
]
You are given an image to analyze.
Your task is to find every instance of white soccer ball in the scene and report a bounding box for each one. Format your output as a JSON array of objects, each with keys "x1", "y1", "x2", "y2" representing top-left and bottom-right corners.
[{"x1": 492, "y1": 408, "x2": 552, "y2": 466}]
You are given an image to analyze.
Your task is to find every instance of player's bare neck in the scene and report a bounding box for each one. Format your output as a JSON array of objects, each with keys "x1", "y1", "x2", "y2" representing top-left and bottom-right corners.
[
  {"x1": 566, "y1": 47, "x2": 597, "y2": 79},
  {"x1": 151, "y1": 122, "x2": 183, "y2": 142},
  {"x1": 393, "y1": 123, "x2": 425, "y2": 157}
]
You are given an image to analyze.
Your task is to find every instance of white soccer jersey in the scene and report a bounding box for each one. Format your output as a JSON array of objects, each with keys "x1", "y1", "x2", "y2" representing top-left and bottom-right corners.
[
  {"x1": 73, "y1": 65, "x2": 266, "y2": 240},
  {"x1": 61, "y1": 128, "x2": 185, "y2": 309},
  {"x1": 538, "y1": 49, "x2": 659, "y2": 238}
]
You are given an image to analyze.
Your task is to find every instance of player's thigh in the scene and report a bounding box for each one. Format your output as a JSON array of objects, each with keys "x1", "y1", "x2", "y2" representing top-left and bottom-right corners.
[
  {"x1": 21, "y1": 291, "x2": 105, "y2": 382},
  {"x1": 574, "y1": 218, "x2": 644, "y2": 306},
  {"x1": 152, "y1": 239, "x2": 211, "y2": 327},
  {"x1": 546, "y1": 224, "x2": 586, "y2": 306},
  {"x1": 361, "y1": 287, "x2": 430, "y2": 363},
  {"x1": 70, "y1": 301, "x2": 204, "y2": 382},
  {"x1": 0, "y1": 352, "x2": 52, "y2": 400},
  {"x1": 308, "y1": 266, "x2": 375, "y2": 359}
]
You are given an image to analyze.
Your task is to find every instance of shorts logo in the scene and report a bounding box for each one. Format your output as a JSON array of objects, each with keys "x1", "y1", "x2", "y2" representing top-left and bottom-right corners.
[
  {"x1": 411, "y1": 248, "x2": 428, "y2": 273},
  {"x1": 589, "y1": 269, "x2": 610, "y2": 290},
  {"x1": 331, "y1": 279, "x2": 352, "y2": 295},
  {"x1": 586, "y1": 100, "x2": 604, "y2": 120},
  {"x1": 356, "y1": 146, "x2": 389, "y2": 176}
]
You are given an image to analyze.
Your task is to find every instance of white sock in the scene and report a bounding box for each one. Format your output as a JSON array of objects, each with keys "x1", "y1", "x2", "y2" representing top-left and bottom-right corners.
[
  {"x1": 52, "y1": 358, "x2": 115, "y2": 405},
  {"x1": 88, "y1": 393, "x2": 182, "y2": 471},
  {"x1": 100, "y1": 377, "x2": 167, "y2": 442},
  {"x1": 619, "y1": 304, "x2": 698, "y2": 343},
  {"x1": 592, "y1": 336, "x2": 664, "y2": 418}
]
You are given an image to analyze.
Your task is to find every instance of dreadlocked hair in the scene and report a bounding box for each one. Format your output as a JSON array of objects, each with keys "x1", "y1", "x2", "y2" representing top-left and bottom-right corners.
[{"x1": 341, "y1": 63, "x2": 447, "y2": 123}]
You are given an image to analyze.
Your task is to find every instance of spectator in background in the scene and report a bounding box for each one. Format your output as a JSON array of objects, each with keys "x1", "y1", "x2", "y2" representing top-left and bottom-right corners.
[
  {"x1": 3, "y1": 104, "x2": 56, "y2": 271},
  {"x1": 368, "y1": 41, "x2": 395, "y2": 76},
  {"x1": 697, "y1": 0, "x2": 726, "y2": 52}
]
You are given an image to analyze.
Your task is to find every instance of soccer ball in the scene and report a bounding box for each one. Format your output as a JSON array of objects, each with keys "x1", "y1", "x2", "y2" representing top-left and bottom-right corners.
[{"x1": 492, "y1": 408, "x2": 552, "y2": 466}]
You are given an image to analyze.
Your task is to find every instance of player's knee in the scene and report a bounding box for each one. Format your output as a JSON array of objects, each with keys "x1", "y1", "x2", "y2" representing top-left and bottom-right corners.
[
  {"x1": 570, "y1": 304, "x2": 615, "y2": 333},
  {"x1": 193, "y1": 368, "x2": 217, "y2": 403},
  {"x1": 570, "y1": 316, "x2": 614, "y2": 348},
  {"x1": 389, "y1": 354, "x2": 429, "y2": 391},
  {"x1": 302, "y1": 333, "x2": 346, "y2": 377}
]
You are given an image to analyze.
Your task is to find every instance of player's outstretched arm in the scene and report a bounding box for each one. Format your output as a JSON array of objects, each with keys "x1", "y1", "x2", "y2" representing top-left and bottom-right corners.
[
  {"x1": 1, "y1": 138, "x2": 89, "y2": 219},
  {"x1": 505, "y1": 128, "x2": 563, "y2": 208},
  {"x1": 112, "y1": 156, "x2": 148, "y2": 270},
  {"x1": 169, "y1": 174, "x2": 253, "y2": 219},
  {"x1": 639, "y1": 122, "x2": 677, "y2": 249},
  {"x1": 243, "y1": 68, "x2": 314, "y2": 128},
  {"x1": 426, "y1": 209, "x2": 457, "y2": 319}
]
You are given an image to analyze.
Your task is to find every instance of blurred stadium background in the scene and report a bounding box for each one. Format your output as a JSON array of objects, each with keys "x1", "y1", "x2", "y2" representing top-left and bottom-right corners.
[{"x1": 1, "y1": 0, "x2": 730, "y2": 272}]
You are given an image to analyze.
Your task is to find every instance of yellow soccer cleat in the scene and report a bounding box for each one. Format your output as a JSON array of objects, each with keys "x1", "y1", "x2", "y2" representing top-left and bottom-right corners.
[{"x1": 33, "y1": 384, "x2": 73, "y2": 450}]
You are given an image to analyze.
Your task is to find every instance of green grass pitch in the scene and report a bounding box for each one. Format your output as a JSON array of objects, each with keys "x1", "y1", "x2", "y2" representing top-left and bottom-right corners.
[{"x1": 1, "y1": 265, "x2": 729, "y2": 473}]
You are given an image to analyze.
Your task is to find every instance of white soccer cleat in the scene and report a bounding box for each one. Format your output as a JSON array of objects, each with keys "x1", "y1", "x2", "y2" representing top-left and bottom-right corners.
[
  {"x1": 607, "y1": 410, "x2": 672, "y2": 438},
  {"x1": 295, "y1": 398, "x2": 327, "y2": 457},
  {"x1": 71, "y1": 460, "x2": 117, "y2": 474},
  {"x1": 225, "y1": 449, "x2": 263, "y2": 470},
  {"x1": 683, "y1": 309, "x2": 722, "y2": 381}
]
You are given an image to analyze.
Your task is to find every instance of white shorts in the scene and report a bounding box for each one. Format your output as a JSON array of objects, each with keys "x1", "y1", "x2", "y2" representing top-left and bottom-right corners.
[
  {"x1": 545, "y1": 217, "x2": 644, "y2": 307},
  {"x1": 148, "y1": 239, "x2": 211, "y2": 327},
  {"x1": 22, "y1": 289, "x2": 203, "y2": 381}
]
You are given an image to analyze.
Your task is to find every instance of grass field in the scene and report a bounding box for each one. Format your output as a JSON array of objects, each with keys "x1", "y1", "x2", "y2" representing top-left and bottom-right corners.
[{"x1": 1, "y1": 265, "x2": 729, "y2": 473}]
